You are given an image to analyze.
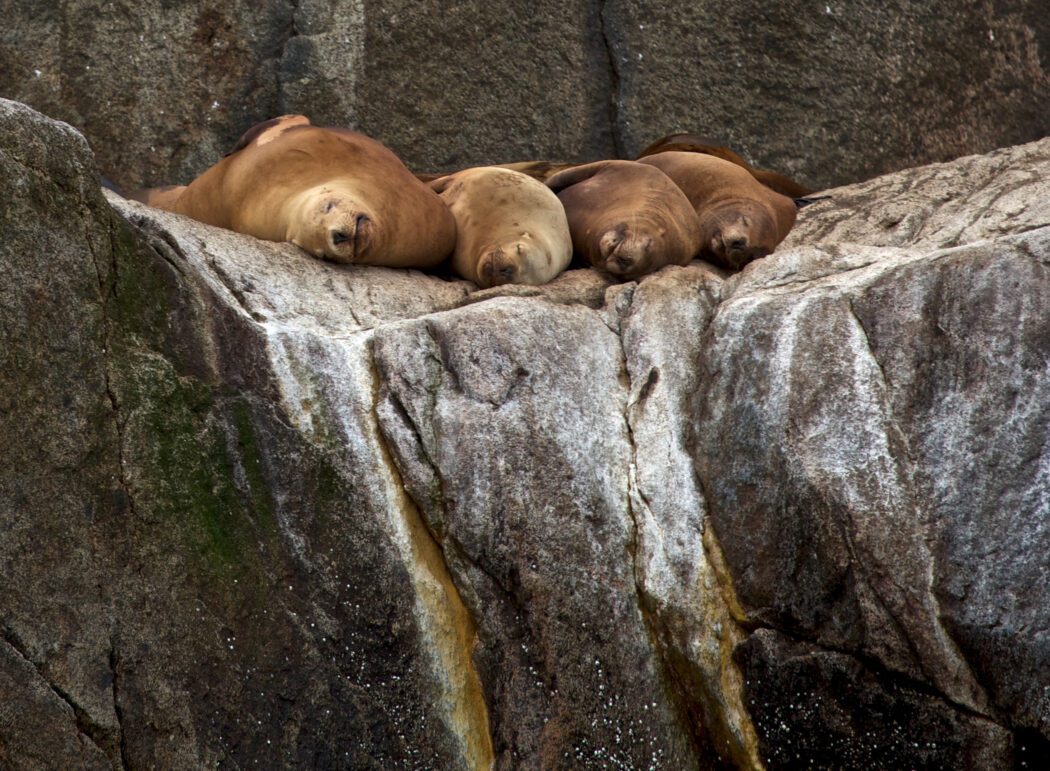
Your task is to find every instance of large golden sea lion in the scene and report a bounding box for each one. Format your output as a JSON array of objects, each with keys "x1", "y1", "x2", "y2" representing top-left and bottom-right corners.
[
  {"x1": 132, "y1": 115, "x2": 456, "y2": 268},
  {"x1": 638, "y1": 151, "x2": 797, "y2": 271},
  {"x1": 428, "y1": 166, "x2": 573, "y2": 288},
  {"x1": 544, "y1": 160, "x2": 703, "y2": 279},
  {"x1": 636, "y1": 133, "x2": 813, "y2": 199}
]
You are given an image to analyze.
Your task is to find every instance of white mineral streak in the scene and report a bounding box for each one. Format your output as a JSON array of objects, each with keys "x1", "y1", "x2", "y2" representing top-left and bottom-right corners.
[
  {"x1": 105, "y1": 194, "x2": 492, "y2": 769},
  {"x1": 265, "y1": 329, "x2": 493, "y2": 770},
  {"x1": 620, "y1": 266, "x2": 764, "y2": 769},
  {"x1": 717, "y1": 252, "x2": 992, "y2": 711}
]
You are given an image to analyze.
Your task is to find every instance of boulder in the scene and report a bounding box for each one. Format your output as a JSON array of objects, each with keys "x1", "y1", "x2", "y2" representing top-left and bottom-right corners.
[{"x1": 2, "y1": 97, "x2": 1049, "y2": 768}]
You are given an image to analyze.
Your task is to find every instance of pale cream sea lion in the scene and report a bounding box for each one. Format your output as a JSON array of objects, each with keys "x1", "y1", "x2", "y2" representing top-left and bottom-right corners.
[
  {"x1": 429, "y1": 166, "x2": 572, "y2": 287},
  {"x1": 638, "y1": 152, "x2": 797, "y2": 271},
  {"x1": 132, "y1": 115, "x2": 456, "y2": 268},
  {"x1": 414, "y1": 160, "x2": 578, "y2": 185},
  {"x1": 544, "y1": 160, "x2": 703, "y2": 279}
]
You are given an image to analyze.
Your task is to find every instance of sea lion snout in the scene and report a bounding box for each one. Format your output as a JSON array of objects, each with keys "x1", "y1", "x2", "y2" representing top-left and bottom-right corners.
[
  {"x1": 600, "y1": 226, "x2": 654, "y2": 277},
  {"x1": 713, "y1": 230, "x2": 765, "y2": 269},
  {"x1": 710, "y1": 208, "x2": 774, "y2": 269},
  {"x1": 477, "y1": 247, "x2": 520, "y2": 288},
  {"x1": 330, "y1": 213, "x2": 371, "y2": 246},
  {"x1": 326, "y1": 209, "x2": 374, "y2": 261}
]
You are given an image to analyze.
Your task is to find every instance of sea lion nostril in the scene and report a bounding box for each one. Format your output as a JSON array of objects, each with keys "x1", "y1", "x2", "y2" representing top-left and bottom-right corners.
[
  {"x1": 729, "y1": 238, "x2": 747, "y2": 250},
  {"x1": 331, "y1": 231, "x2": 349, "y2": 245}
]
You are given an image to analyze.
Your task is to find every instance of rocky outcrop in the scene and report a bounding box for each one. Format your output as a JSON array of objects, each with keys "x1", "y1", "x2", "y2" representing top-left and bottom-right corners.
[
  {"x1": 2, "y1": 97, "x2": 1049, "y2": 768},
  {"x1": 1, "y1": 1, "x2": 1047, "y2": 190}
]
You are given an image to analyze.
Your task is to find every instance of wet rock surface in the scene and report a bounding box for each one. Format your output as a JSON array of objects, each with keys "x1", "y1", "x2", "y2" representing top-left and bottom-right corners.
[{"x1": 3, "y1": 98, "x2": 1050, "y2": 768}]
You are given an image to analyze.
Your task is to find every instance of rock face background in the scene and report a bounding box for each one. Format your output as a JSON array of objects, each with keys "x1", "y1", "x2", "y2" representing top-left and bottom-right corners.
[
  {"x1": 3, "y1": 96, "x2": 1050, "y2": 769},
  {"x1": 1, "y1": 1, "x2": 1048, "y2": 191}
]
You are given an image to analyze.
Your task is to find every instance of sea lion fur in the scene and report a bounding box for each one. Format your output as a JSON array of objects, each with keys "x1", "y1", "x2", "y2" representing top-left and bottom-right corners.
[{"x1": 429, "y1": 166, "x2": 572, "y2": 288}]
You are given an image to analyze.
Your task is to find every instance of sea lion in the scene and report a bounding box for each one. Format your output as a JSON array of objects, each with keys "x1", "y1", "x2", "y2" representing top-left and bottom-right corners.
[
  {"x1": 639, "y1": 151, "x2": 797, "y2": 271},
  {"x1": 636, "y1": 133, "x2": 813, "y2": 199},
  {"x1": 495, "y1": 160, "x2": 580, "y2": 182},
  {"x1": 137, "y1": 115, "x2": 456, "y2": 268},
  {"x1": 428, "y1": 166, "x2": 572, "y2": 288},
  {"x1": 414, "y1": 160, "x2": 578, "y2": 185},
  {"x1": 544, "y1": 160, "x2": 703, "y2": 279}
]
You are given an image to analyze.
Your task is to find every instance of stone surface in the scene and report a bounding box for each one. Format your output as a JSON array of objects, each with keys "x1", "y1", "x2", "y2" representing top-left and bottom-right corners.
[
  {"x1": 3, "y1": 97, "x2": 1050, "y2": 768},
  {"x1": 1, "y1": 2, "x2": 1047, "y2": 189},
  {"x1": 604, "y1": 0, "x2": 1050, "y2": 189}
]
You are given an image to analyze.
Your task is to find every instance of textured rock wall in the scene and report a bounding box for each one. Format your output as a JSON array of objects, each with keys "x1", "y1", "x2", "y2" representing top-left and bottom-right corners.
[
  {"x1": 3, "y1": 97, "x2": 1050, "y2": 768},
  {"x1": 1, "y1": 1, "x2": 1047, "y2": 191}
]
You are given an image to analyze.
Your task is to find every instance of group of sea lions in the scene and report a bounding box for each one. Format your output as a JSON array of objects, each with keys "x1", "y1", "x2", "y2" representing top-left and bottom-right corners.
[{"x1": 126, "y1": 114, "x2": 818, "y2": 287}]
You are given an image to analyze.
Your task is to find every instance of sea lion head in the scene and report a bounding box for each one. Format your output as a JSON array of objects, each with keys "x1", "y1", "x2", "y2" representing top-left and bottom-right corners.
[
  {"x1": 475, "y1": 239, "x2": 552, "y2": 288},
  {"x1": 597, "y1": 224, "x2": 657, "y2": 278},
  {"x1": 700, "y1": 200, "x2": 778, "y2": 270},
  {"x1": 290, "y1": 189, "x2": 378, "y2": 264}
]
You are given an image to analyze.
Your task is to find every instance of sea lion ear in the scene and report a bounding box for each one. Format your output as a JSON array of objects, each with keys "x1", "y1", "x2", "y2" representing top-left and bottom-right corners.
[
  {"x1": 544, "y1": 162, "x2": 612, "y2": 193},
  {"x1": 428, "y1": 175, "x2": 456, "y2": 194}
]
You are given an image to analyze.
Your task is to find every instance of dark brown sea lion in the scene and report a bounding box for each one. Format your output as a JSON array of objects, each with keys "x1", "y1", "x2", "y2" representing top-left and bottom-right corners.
[
  {"x1": 636, "y1": 133, "x2": 813, "y2": 199},
  {"x1": 639, "y1": 151, "x2": 797, "y2": 271},
  {"x1": 133, "y1": 115, "x2": 456, "y2": 268},
  {"x1": 428, "y1": 166, "x2": 573, "y2": 288},
  {"x1": 544, "y1": 160, "x2": 703, "y2": 279}
]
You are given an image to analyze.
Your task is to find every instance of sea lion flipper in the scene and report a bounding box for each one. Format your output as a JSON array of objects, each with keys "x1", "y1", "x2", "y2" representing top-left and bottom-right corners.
[
  {"x1": 545, "y1": 161, "x2": 615, "y2": 193},
  {"x1": 125, "y1": 185, "x2": 187, "y2": 210},
  {"x1": 428, "y1": 175, "x2": 455, "y2": 194},
  {"x1": 794, "y1": 195, "x2": 832, "y2": 209},
  {"x1": 226, "y1": 114, "x2": 313, "y2": 157}
]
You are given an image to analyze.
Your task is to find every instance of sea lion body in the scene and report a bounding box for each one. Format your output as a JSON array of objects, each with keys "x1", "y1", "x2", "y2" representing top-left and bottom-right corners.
[
  {"x1": 151, "y1": 115, "x2": 456, "y2": 267},
  {"x1": 544, "y1": 160, "x2": 703, "y2": 279},
  {"x1": 415, "y1": 160, "x2": 578, "y2": 186},
  {"x1": 637, "y1": 133, "x2": 813, "y2": 199},
  {"x1": 430, "y1": 167, "x2": 572, "y2": 287},
  {"x1": 639, "y1": 151, "x2": 797, "y2": 271},
  {"x1": 126, "y1": 184, "x2": 187, "y2": 209}
]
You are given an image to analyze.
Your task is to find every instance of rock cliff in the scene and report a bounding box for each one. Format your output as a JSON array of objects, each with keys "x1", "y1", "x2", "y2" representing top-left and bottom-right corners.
[
  {"x1": 1, "y1": 98, "x2": 1049, "y2": 768},
  {"x1": 1, "y1": 1, "x2": 1047, "y2": 190}
]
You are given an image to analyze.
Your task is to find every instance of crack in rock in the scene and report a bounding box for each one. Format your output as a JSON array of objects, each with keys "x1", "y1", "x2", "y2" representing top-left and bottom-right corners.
[
  {"x1": 366, "y1": 339, "x2": 495, "y2": 771},
  {"x1": 0, "y1": 630, "x2": 112, "y2": 762},
  {"x1": 597, "y1": 0, "x2": 626, "y2": 158}
]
